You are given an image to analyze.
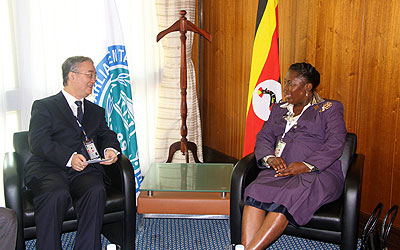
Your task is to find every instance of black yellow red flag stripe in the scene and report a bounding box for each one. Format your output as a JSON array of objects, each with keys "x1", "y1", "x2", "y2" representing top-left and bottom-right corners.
[{"x1": 243, "y1": 0, "x2": 281, "y2": 156}]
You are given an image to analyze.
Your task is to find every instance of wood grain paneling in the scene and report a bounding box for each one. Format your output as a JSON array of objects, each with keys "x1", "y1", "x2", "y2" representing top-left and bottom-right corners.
[
  {"x1": 357, "y1": 0, "x2": 400, "y2": 217},
  {"x1": 202, "y1": 0, "x2": 258, "y2": 157},
  {"x1": 279, "y1": 0, "x2": 364, "y2": 132},
  {"x1": 201, "y1": 0, "x2": 400, "y2": 227}
]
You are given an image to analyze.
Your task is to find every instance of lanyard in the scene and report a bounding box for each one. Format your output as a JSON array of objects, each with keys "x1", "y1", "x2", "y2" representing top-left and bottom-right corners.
[
  {"x1": 281, "y1": 103, "x2": 311, "y2": 140},
  {"x1": 75, "y1": 117, "x2": 89, "y2": 141},
  {"x1": 281, "y1": 119, "x2": 298, "y2": 140}
]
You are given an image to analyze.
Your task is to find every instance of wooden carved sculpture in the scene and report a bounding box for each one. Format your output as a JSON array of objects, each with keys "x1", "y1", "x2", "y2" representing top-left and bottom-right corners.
[{"x1": 157, "y1": 10, "x2": 211, "y2": 163}]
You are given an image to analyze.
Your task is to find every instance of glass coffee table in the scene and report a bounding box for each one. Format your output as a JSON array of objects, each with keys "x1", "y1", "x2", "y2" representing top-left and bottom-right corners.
[{"x1": 138, "y1": 162, "x2": 234, "y2": 218}]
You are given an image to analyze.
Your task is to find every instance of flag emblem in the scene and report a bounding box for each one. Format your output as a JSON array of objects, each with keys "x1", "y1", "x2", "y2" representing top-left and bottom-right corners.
[{"x1": 253, "y1": 79, "x2": 282, "y2": 121}]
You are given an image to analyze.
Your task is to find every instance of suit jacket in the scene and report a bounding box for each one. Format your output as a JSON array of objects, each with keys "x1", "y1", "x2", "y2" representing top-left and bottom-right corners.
[
  {"x1": 25, "y1": 91, "x2": 121, "y2": 186},
  {"x1": 254, "y1": 98, "x2": 347, "y2": 175}
]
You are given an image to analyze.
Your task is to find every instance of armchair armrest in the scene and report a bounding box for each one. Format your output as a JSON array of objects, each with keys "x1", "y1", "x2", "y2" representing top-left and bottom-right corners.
[
  {"x1": 230, "y1": 153, "x2": 260, "y2": 244},
  {"x1": 341, "y1": 153, "x2": 365, "y2": 250},
  {"x1": 3, "y1": 152, "x2": 25, "y2": 249},
  {"x1": 115, "y1": 154, "x2": 136, "y2": 206},
  {"x1": 103, "y1": 154, "x2": 136, "y2": 250},
  {"x1": 3, "y1": 152, "x2": 22, "y2": 210},
  {"x1": 114, "y1": 154, "x2": 136, "y2": 247},
  {"x1": 103, "y1": 154, "x2": 136, "y2": 196}
]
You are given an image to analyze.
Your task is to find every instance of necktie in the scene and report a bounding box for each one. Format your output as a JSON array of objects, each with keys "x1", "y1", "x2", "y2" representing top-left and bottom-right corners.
[{"x1": 75, "y1": 100, "x2": 83, "y2": 123}]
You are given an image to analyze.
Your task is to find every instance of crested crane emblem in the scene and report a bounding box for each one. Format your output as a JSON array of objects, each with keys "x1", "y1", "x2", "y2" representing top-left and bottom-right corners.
[{"x1": 252, "y1": 79, "x2": 282, "y2": 121}]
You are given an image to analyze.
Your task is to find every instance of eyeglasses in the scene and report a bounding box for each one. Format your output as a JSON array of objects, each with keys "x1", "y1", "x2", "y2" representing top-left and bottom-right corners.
[{"x1": 72, "y1": 71, "x2": 97, "y2": 80}]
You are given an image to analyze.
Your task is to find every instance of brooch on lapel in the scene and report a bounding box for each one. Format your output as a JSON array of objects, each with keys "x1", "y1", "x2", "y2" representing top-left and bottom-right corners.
[{"x1": 319, "y1": 102, "x2": 332, "y2": 112}]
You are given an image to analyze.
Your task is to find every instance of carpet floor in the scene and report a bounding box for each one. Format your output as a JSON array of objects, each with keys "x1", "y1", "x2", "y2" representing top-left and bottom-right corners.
[{"x1": 25, "y1": 215, "x2": 361, "y2": 249}]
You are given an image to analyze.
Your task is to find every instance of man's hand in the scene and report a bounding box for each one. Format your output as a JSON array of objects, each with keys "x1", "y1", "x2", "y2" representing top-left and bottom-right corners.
[
  {"x1": 100, "y1": 149, "x2": 118, "y2": 165},
  {"x1": 274, "y1": 162, "x2": 310, "y2": 177},
  {"x1": 71, "y1": 154, "x2": 88, "y2": 171},
  {"x1": 267, "y1": 157, "x2": 287, "y2": 171}
]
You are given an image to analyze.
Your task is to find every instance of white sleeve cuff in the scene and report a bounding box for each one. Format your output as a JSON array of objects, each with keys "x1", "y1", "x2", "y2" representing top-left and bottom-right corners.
[
  {"x1": 66, "y1": 152, "x2": 77, "y2": 167},
  {"x1": 303, "y1": 161, "x2": 316, "y2": 171},
  {"x1": 104, "y1": 148, "x2": 120, "y2": 156},
  {"x1": 262, "y1": 155, "x2": 275, "y2": 168}
]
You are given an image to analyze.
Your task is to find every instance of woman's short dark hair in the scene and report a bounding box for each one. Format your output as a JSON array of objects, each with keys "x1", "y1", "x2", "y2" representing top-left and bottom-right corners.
[
  {"x1": 289, "y1": 62, "x2": 320, "y2": 91},
  {"x1": 62, "y1": 56, "x2": 94, "y2": 86}
]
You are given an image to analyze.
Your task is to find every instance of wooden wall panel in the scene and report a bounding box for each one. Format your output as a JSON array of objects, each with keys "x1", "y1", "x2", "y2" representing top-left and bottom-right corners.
[
  {"x1": 357, "y1": 0, "x2": 400, "y2": 216},
  {"x1": 202, "y1": 0, "x2": 258, "y2": 157},
  {"x1": 279, "y1": 0, "x2": 364, "y2": 133},
  {"x1": 201, "y1": 0, "x2": 400, "y2": 226}
]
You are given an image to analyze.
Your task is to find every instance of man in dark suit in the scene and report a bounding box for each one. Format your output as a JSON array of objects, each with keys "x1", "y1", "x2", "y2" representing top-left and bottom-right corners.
[{"x1": 26, "y1": 56, "x2": 121, "y2": 250}]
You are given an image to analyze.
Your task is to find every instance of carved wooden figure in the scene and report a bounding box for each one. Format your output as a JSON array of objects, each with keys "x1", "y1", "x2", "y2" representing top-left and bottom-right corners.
[{"x1": 157, "y1": 10, "x2": 211, "y2": 163}]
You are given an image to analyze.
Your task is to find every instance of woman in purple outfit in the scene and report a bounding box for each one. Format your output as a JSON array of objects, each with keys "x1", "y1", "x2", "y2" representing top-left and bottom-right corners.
[{"x1": 241, "y1": 62, "x2": 347, "y2": 250}]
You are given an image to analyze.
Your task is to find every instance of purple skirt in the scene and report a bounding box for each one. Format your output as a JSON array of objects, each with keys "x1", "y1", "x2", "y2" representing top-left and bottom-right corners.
[
  {"x1": 243, "y1": 167, "x2": 344, "y2": 226},
  {"x1": 245, "y1": 196, "x2": 299, "y2": 227}
]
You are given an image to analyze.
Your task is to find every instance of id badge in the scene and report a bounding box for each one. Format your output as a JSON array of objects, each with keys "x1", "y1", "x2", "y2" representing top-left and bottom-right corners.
[
  {"x1": 274, "y1": 140, "x2": 286, "y2": 157},
  {"x1": 83, "y1": 138, "x2": 100, "y2": 160}
]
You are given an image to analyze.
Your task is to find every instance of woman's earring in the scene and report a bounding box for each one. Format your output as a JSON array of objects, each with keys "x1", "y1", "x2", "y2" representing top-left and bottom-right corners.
[{"x1": 305, "y1": 92, "x2": 309, "y2": 97}]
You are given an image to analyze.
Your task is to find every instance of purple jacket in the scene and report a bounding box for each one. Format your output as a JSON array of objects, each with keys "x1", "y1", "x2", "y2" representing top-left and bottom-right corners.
[
  {"x1": 255, "y1": 99, "x2": 347, "y2": 175},
  {"x1": 245, "y1": 97, "x2": 347, "y2": 225}
]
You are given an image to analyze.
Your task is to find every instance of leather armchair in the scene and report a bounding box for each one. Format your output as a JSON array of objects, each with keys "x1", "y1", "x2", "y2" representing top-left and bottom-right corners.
[
  {"x1": 3, "y1": 131, "x2": 136, "y2": 250},
  {"x1": 230, "y1": 133, "x2": 364, "y2": 250}
]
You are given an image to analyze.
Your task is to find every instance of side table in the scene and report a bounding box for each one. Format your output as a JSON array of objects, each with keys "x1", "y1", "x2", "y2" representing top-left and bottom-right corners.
[{"x1": 137, "y1": 163, "x2": 234, "y2": 219}]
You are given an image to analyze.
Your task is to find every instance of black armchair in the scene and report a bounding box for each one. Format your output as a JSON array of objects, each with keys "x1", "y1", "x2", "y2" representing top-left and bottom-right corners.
[
  {"x1": 230, "y1": 133, "x2": 364, "y2": 250},
  {"x1": 3, "y1": 131, "x2": 136, "y2": 250}
]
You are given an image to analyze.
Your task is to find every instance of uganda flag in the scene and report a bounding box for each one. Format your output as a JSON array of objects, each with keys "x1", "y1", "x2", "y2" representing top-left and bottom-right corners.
[{"x1": 243, "y1": 0, "x2": 282, "y2": 156}]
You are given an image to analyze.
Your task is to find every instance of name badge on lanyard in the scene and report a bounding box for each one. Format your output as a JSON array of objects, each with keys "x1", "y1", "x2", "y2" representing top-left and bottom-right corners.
[
  {"x1": 83, "y1": 138, "x2": 101, "y2": 160},
  {"x1": 76, "y1": 118, "x2": 101, "y2": 160},
  {"x1": 275, "y1": 120, "x2": 296, "y2": 158},
  {"x1": 275, "y1": 139, "x2": 286, "y2": 157}
]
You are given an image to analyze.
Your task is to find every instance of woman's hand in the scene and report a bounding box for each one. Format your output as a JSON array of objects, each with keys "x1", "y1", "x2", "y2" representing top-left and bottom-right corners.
[
  {"x1": 267, "y1": 157, "x2": 287, "y2": 171},
  {"x1": 274, "y1": 162, "x2": 310, "y2": 177}
]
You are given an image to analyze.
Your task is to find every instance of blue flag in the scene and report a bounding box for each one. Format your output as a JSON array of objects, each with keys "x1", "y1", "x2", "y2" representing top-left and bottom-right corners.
[{"x1": 93, "y1": 1, "x2": 142, "y2": 194}]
